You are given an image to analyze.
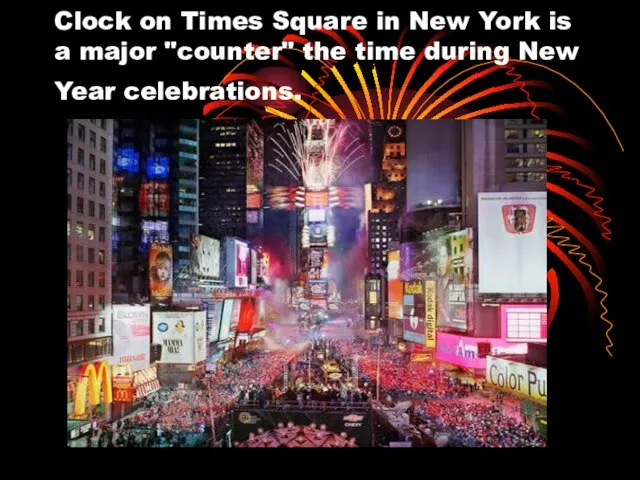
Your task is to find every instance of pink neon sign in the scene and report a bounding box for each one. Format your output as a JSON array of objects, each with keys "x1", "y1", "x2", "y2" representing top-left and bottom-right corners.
[
  {"x1": 500, "y1": 304, "x2": 547, "y2": 343},
  {"x1": 435, "y1": 332, "x2": 528, "y2": 369}
]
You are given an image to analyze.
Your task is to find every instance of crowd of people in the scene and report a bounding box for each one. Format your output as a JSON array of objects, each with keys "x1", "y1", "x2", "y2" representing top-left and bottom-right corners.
[{"x1": 414, "y1": 401, "x2": 547, "y2": 448}]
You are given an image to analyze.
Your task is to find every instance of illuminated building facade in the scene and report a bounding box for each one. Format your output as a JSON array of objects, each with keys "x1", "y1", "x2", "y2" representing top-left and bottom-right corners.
[
  {"x1": 112, "y1": 119, "x2": 199, "y2": 301},
  {"x1": 199, "y1": 120, "x2": 265, "y2": 243}
]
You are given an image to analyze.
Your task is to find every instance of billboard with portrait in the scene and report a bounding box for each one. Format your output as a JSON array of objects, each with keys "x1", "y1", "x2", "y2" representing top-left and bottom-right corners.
[
  {"x1": 436, "y1": 229, "x2": 472, "y2": 331},
  {"x1": 478, "y1": 192, "x2": 547, "y2": 294},
  {"x1": 112, "y1": 304, "x2": 151, "y2": 372},
  {"x1": 149, "y1": 243, "x2": 172, "y2": 301},
  {"x1": 152, "y1": 312, "x2": 197, "y2": 364},
  {"x1": 190, "y1": 234, "x2": 221, "y2": 278},
  {"x1": 226, "y1": 239, "x2": 250, "y2": 288},
  {"x1": 219, "y1": 299, "x2": 234, "y2": 341},
  {"x1": 403, "y1": 280, "x2": 425, "y2": 345}
]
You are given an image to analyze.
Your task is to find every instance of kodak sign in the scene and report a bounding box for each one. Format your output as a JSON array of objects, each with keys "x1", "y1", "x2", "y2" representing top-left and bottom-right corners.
[{"x1": 74, "y1": 360, "x2": 113, "y2": 417}]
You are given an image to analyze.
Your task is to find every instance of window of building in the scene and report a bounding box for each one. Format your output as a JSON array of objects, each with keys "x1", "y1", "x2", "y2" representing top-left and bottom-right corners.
[
  {"x1": 88, "y1": 224, "x2": 95, "y2": 240},
  {"x1": 100, "y1": 137, "x2": 107, "y2": 153},
  {"x1": 99, "y1": 204, "x2": 105, "y2": 220},
  {"x1": 89, "y1": 130, "x2": 96, "y2": 148},
  {"x1": 100, "y1": 119, "x2": 106, "y2": 130},
  {"x1": 529, "y1": 143, "x2": 546, "y2": 153},
  {"x1": 88, "y1": 271, "x2": 95, "y2": 287},
  {"x1": 67, "y1": 243, "x2": 71, "y2": 261},
  {"x1": 76, "y1": 295, "x2": 83, "y2": 311},
  {"x1": 88, "y1": 248, "x2": 95, "y2": 264},
  {"x1": 88, "y1": 200, "x2": 95, "y2": 217},
  {"x1": 100, "y1": 158, "x2": 106, "y2": 174},
  {"x1": 505, "y1": 119, "x2": 524, "y2": 125},
  {"x1": 67, "y1": 168, "x2": 72, "y2": 185},
  {"x1": 78, "y1": 148, "x2": 85, "y2": 166},
  {"x1": 76, "y1": 245, "x2": 83, "y2": 262},
  {"x1": 76, "y1": 196, "x2": 84, "y2": 214},
  {"x1": 68, "y1": 342, "x2": 85, "y2": 364},
  {"x1": 98, "y1": 249, "x2": 105, "y2": 265},
  {"x1": 99, "y1": 181, "x2": 105, "y2": 197},
  {"x1": 67, "y1": 194, "x2": 72, "y2": 210},
  {"x1": 67, "y1": 295, "x2": 71, "y2": 311},
  {"x1": 99, "y1": 227, "x2": 105, "y2": 242},
  {"x1": 67, "y1": 322, "x2": 71, "y2": 338},
  {"x1": 75, "y1": 321, "x2": 83, "y2": 336},
  {"x1": 527, "y1": 128, "x2": 546, "y2": 139},
  {"x1": 68, "y1": 120, "x2": 74, "y2": 136},
  {"x1": 89, "y1": 177, "x2": 95, "y2": 194},
  {"x1": 78, "y1": 124, "x2": 85, "y2": 141},
  {"x1": 505, "y1": 129, "x2": 521, "y2": 139},
  {"x1": 90, "y1": 119, "x2": 97, "y2": 125},
  {"x1": 89, "y1": 154, "x2": 96, "y2": 171},
  {"x1": 67, "y1": 220, "x2": 71, "y2": 237},
  {"x1": 88, "y1": 296, "x2": 95, "y2": 312},
  {"x1": 67, "y1": 269, "x2": 71, "y2": 286},
  {"x1": 76, "y1": 269, "x2": 83, "y2": 287},
  {"x1": 76, "y1": 221, "x2": 83, "y2": 238},
  {"x1": 98, "y1": 272, "x2": 105, "y2": 287},
  {"x1": 67, "y1": 144, "x2": 73, "y2": 162},
  {"x1": 78, "y1": 173, "x2": 85, "y2": 190},
  {"x1": 98, "y1": 296, "x2": 105, "y2": 310},
  {"x1": 506, "y1": 143, "x2": 522, "y2": 154}
]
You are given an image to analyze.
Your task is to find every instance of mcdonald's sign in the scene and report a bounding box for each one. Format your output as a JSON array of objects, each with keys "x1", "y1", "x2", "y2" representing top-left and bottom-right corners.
[
  {"x1": 74, "y1": 361, "x2": 113, "y2": 417},
  {"x1": 112, "y1": 363, "x2": 134, "y2": 404}
]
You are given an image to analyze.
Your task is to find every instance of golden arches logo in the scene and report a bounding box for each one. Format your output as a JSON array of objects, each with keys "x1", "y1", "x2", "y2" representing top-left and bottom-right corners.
[{"x1": 74, "y1": 360, "x2": 113, "y2": 417}]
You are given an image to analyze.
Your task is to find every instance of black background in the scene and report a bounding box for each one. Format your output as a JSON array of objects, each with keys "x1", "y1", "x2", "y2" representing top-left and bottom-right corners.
[{"x1": 48, "y1": 4, "x2": 627, "y2": 457}]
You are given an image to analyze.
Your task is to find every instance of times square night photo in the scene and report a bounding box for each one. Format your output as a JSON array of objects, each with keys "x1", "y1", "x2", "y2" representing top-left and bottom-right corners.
[{"x1": 67, "y1": 118, "x2": 547, "y2": 448}]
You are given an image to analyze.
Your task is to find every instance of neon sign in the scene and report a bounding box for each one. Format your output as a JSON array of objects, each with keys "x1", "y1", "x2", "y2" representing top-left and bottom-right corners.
[{"x1": 73, "y1": 360, "x2": 113, "y2": 417}]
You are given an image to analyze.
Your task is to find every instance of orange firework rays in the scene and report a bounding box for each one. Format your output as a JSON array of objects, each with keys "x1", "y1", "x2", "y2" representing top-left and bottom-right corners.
[{"x1": 202, "y1": 28, "x2": 623, "y2": 357}]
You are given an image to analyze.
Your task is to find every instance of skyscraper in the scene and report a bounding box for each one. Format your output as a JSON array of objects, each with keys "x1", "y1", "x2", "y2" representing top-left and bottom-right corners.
[
  {"x1": 199, "y1": 120, "x2": 265, "y2": 242},
  {"x1": 112, "y1": 119, "x2": 199, "y2": 301},
  {"x1": 67, "y1": 119, "x2": 114, "y2": 378}
]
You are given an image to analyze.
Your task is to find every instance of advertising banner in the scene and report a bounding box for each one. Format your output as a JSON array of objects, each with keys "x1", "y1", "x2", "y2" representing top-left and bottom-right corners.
[
  {"x1": 309, "y1": 223, "x2": 328, "y2": 245},
  {"x1": 219, "y1": 299, "x2": 234, "y2": 341},
  {"x1": 190, "y1": 235, "x2": 221, "y2": 278},
  {"x1": 387, "y1": 250, "x2": 403, "y2": 320},
  {"x1": 235, "y1": 241, "x2": 249, "y2": 287},
  {"x1": 425, "y1": 280, "x2": 437, "y2": 349},
  {"x1": 309, "y1": 281, "x2": 329, "y2": 296},
  {"x1": 436, "y1": 332, "x2": 529, "y2": 369},
  {"x1": 403, "y1": 280, "x2": 425, "y2": 345},
  {"x1": 194, "y1": 311, "x2": 207, "y2": 363},
  {"x1": 206, "y1": 300, "x2": 224, "y2": 342},
  {"x1": 112, "y1": 366, "x2": 135, "y2": 403},
  {"x1": 149, "y1": 243, "x2": 173, "y2": 302},
  {"x1": 501, "y1": 304, "x2": 548, "y2": 343},
  {"x1": 251, "y1": 249, "x2": 258, "y2": 286},
  {"x1": 231, "y1": 408, "x2": 373, "y2": 447},
  {"x1": 141, "y1": 220, "x2": 170, "y2": 249},
  {"x1": 145, "y1": 154, "x2": 170, "y2": 180},
  {"x1": 478, "y1": 192, "x2": 547, "y2": 294},
  {"x1": 230, "y1": 299, "x2": 242, "y2": 337},
  {"x1": 305, "y1": 190, "x2": 330, "y2": 208},
  {"x1": 139, "y1": 182, "x2": 169, "y2": 217},
  {"x1": 410, "y1": 352, "x2": 433, "y2": 362},
  {"x1": 152, "y1": 312, "x2": 195, "y2": 364},
  {"x1": 112, "y1": 304, "x2": 151, "y2": 371},
  {"x1": 486, "y1": 356, "x2": 547, "y2": 404}
]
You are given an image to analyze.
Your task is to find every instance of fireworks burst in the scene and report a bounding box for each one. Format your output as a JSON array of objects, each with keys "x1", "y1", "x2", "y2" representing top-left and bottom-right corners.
[{"x1": 269, "y1": 120, "x2": 366, "y2": 189}]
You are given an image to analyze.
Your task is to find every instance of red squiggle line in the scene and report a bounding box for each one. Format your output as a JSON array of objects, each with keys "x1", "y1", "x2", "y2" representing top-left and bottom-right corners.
[
  {"x1": 504, "y1": 64, "x2": 539, "y2": 120},
  {"x1": 547, "y1": 130, "x2": 591, "y2": 151},
  {"x1": 547, "y1": 268, "x2": 559, "y2": 327},
  {"x1": 547, "y1": 151, "x2": 603, "y2": 191},
  {"x1": 547, "y1": 209, "x2": 604, "y2": 274},
  {"x1": 547, "y1": 165, "x2": 612, "y2": 241},
  {"x1": 547, "y1": 239, "x2": 596, "y2": 313}
]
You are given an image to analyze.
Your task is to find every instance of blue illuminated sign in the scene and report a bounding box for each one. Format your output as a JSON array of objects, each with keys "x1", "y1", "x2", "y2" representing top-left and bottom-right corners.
[
  {"x1": 146, "y1": 154, "x2": 170, "y2": 179},
  {"x1": 115, "y1": 148, "x2": 140, "y2": 173}
]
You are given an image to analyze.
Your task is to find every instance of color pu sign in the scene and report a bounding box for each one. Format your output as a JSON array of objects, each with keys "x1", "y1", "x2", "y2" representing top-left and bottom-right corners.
[{"x1": 486, "y1": 356, "x2": 547, "y2": 404}]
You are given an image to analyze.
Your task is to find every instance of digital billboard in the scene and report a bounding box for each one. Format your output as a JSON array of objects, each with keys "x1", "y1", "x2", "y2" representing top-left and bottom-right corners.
[
  {"x1": 478, "y1": 192, "x2": 547, "y2": 294},
  {"x1": 206, "y1": 300, "x2": 224, "y2": 342},
  {"x1": 219, "y1": 299, "x2": 234, "y2": 341},
  {"x1": 437, "y1": 229, "x2": 472, "y2": 331},
  {"x1": 436, "y1": 332, "x2": 528, "y2": 369},
  {"x1": 309, "y1": 223, "x2": 328, "y2": 245},
  {"x1": 403, "y1": 280, "x2": 425, "y2": 345},
  {"x1": 149, "y1": 243, "x2": 172, "y2": 301},
  {"x1": 140, "y1": 220, "x2": 169, "y2": 250},
  {"x1": 501, "y1": 304, "x2": 548, "y2": 343},
  {"x1": 112, "y1": 305, "x2": 151, "y2": 372},
  {"x1": 152, "y1": 312, "x2": 201, "y2": 364},
  {"x1": 308, "y1": 248, "x2": 328, "y2": 280},
  {"x1": 190, "y1": 234, "x2": 221, "y2": 278},
  {"x1": 115, "y1": 147, "x2": 140, "y2": 173},
  {"x1": 139, "y1": 182, "x2": 169, "y2": 218},
  {"x1": 226, "y1": 239, "x2": 250, "y2": 288},
  {"x1": 308, "y1": 208, "x2": 326, "y2": 223},
  {"x1": 387, "y1": 250, "x2": 403, "y2": 320},
  {"x1": 145, "y1": 154, "x2": 169, "y2": 180},
  {"x1": 250, "y1": 249, "x2": 258, "y2": 286},
  {"x1": 309, "y1": 281, "x2": 329, "y2": 296},
  {"x1": 486, "y1": 356, "x2": 547, "y2": 404},
  {"x1": 305, "y1": 190, "x2": 329, "y2": 208}
]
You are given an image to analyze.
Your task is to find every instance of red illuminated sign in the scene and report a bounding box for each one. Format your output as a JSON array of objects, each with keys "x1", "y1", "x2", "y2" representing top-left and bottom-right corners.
[{"x1": 305, "y1": 190, "x2": 329, "y2": 208}]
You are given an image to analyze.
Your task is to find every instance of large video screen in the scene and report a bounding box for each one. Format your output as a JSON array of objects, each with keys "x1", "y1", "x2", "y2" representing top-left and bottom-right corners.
[
  {"x1": 219, "y1": 299, "x2": 234, "y2": 341},
  {"x1": 115, "y1": 148, "x2": 140, "y2": 174},
  {"x1": 139, "y1": 182, "x2": 169, "y2": 217},
  {"x1": 387, "y1": 250, "x2": 403, "y2": 320},
  {"x1": 478, "y1": 192, "x2": 547, "y2": 294},
  {"x1": 140, "y1": 220, "x2": 169, "y2": 250},
  {"x1": 146, "y1": 154, "x2": 169, "y2": 180},
  {"x1": 436, "y1": 229, "x2": 472, "y2": 331},
  {"x1": 403, "y1": 280, "x2": 425, "y2": 345},
  {"x1": 190, "y1": 234, "x2": 221, "y2": 278}
]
